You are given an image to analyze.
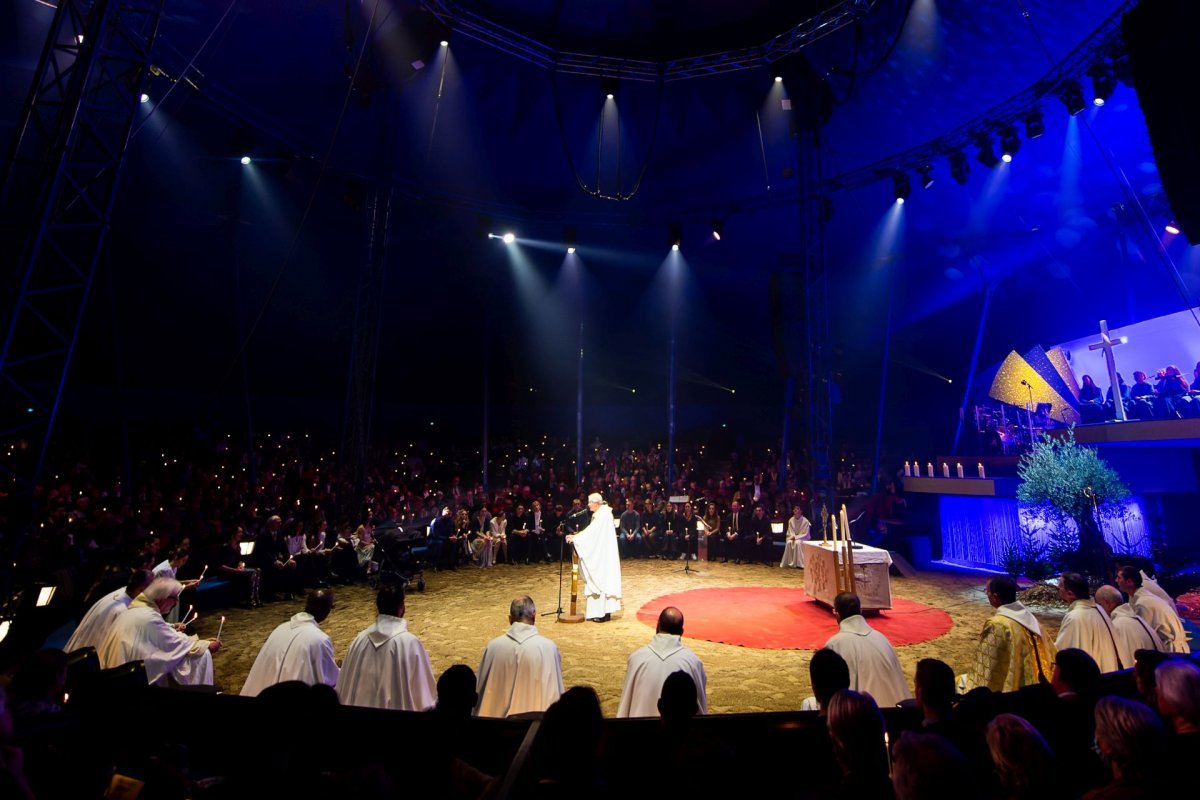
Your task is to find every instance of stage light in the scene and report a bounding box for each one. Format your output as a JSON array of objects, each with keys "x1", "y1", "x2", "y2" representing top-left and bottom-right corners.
[
  {"x1": 667, "y1": 222, "x2": 682, "y2": 250},
  {"x1": 892, "y1": 172, "x2": 911, "y2": 203},
  {"x1": 139, "y1": 93, "x2": 150, "y2": 104},
  {"x1": 502, "y1": 233, "x2": 515, "y2": 244},
  {"x1": 975, "y1": 135, "x2": 1000, "y2": 168},
  {"x1": 1090, "y1": 62, "x2": 1115, "y2": 107},
  {"x1": 440, "y1": 40, "x2": 448, "y2": 47},
  {"x1": 240, "y1": 155, "x2": 251, "y2": 165},
  {"x1": 774, "y1": 75, "x2": 783, "y2": 83},
  {"x1": 949, "y1": 150, "x2": 970, "y2": 185},
  {"x1": 1000, "y1": 126, "x2": 1020, "y2": 163},
  {"x1": 712, "y1": 219, "x2": 725, "y2": 240},
  {"x1": 1024, "y1": 111, "x2": 1045, "y2": 139},
  {"x1": 917, "y1": 164, "x2": 935, "y2": 189},
  {"x1": 1061, "y1": 80, "x2": 1086, "y2": 116},
  {"x1": 564, "y1": 225, "x2": 577, "y2": 254},
  {"x1": 75, "y1": 34, "x2": 85, "y2": 45},
  {"x1": 567, "y1": 246, "x2": 576, "y2": 254},
  {"x1": 1165, "y1": 222, "x2": 1181, "y2": 235},
  {"x1": 672, "y1": 243, "x2": 680, "y2": 251},
  {"x1": 601, "y1": 75, "x2": 619, "y2": 100}
]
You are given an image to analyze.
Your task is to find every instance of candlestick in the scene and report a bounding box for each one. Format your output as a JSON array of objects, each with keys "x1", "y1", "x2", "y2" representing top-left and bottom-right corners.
[
  {"x1": 942, "y1": 462, "x2": 950, "y2": 478},
  {"x1": 956, "y1": 462, "x2": 964, "y2": 479},
  {"x1": 904, "y1": 461, "x2": 911, "y2": 477},
  {"x1": 977, "y1": 462, "x2": 986, "y2": 479}
]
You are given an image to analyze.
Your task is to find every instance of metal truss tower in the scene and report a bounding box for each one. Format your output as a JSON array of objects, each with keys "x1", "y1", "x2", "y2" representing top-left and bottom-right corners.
[
  {"x1": 0, "y1": 0, "x2": 163, "y2": 510},
  {"x1": 340, "y1": 188, "x2": 392, "y2": 519}
]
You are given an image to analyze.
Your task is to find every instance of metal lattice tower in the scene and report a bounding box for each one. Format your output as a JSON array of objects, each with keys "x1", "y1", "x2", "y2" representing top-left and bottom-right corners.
[
  {"x1": 0, "y1": 0, "x2": 163, "y2": 499},
  {"x1": 340, "y1": 187, "x2": 392, "y2": 519}
]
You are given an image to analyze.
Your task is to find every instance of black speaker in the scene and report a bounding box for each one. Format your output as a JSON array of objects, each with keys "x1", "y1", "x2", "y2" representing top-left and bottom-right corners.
[{"x1": 1124, "y1": 0, "x2": 1200, "y2": 244}]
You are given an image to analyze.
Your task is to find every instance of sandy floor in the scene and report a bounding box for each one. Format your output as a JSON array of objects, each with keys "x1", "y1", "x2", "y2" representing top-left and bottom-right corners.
[{"x1": 199, "y1": 559, "x2": 1065, "y2": 716}]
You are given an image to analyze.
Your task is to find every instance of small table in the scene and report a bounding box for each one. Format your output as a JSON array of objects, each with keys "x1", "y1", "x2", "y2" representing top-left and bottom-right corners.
[{"x1": 801, "y1": 541, "x2": 893, "y2": 611}]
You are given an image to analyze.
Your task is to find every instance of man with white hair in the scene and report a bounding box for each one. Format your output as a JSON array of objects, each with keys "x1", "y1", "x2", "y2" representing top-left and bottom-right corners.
[
  {"x1": 475, "y1": 595, "x2": 563, "y2": 717},
  {"x1": 66, "y1": 568, "x2": 153, "y2": 653},
  {"x1": 1094, "y1": 584, "x2": 1166, "y2": 667},
  {"x1": 565, "y1": 492, "x2": 622, "y2": 621},
  {"x1": 97, "y1": 577, "x2": 220, "y2": 686},
  {"x1": 1116, "y1": 566, "x2": 1190, "y2": 654}
]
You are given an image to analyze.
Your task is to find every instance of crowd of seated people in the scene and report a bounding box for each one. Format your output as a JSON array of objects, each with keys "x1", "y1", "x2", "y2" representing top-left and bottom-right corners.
[{"x1": 1078, "y1": 361, "x2": 1200, "y2": 422}]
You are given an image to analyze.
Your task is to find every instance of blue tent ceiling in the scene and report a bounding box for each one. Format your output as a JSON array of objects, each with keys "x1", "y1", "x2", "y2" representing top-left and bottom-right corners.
[{"x1": 1, "y1": 0, "x2": 1196, "y2": 448}]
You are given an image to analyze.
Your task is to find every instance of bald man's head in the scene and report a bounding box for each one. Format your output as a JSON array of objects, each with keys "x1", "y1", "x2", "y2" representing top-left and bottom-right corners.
[{"x1": 657, "y1": 606, "x2": 684, "y2": 636}]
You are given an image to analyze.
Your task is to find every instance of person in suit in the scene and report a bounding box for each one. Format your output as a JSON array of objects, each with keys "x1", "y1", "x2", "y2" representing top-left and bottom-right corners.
[{"x1": 720, "y1": 500, "x2": 743, "y2": 563}]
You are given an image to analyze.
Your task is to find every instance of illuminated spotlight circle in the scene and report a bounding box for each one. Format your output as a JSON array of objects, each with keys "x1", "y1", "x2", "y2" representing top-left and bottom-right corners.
[
  {"x1": 1001, "y1": 153, "x2": 1013, "y2": 163},
  {"x1": 1165, "y1": 222, "x2": 1181, "y2": 235},
  {"x1": 774, "y1": 76, "x2": 782, "y2": 83},
  {"x1": 502, "y1": 232, "x2": 515, "y2": 244},
  {"x1": 240, "y1": 156, "x2": 251, "y2": 165},
  {"x1": 139, "y1": 93, "x2": 150, "y2": 104}
]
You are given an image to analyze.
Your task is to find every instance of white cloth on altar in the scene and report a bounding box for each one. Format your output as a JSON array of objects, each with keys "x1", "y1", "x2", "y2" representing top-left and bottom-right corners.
[
  {"x1": 802, "y1": 541, "x2": 893, "y2": 565},
  {"x1": 337, "y1": 615, "x2": 436, "y2": 711},
  {"x1": 475, "y1": 621, "x2": 562, "y2": 718},
  {"x1": 780, "y1": 516, "x2": 811, "y2": 568},
  {"x1": 1131, "y1": 587, "x2": 1190, "y2": 654},
  {"x1": 1110, "y1": 603, "x2": 1166, "y2": 666},
  {"x1": 824, "y1": 615, "x2": 912, "y2": 708},
  {"x1": 240, "y1": 612, "x2": 339, "y2": 696},
  {"x1": 66, "y1": 589, "x2": 131, "y2": 653},
  {"x1": 97, "y1": 596, "x2": 213, "y2": 686},
  {"x1": 616, "y1": 633, "x2": 708, "y2": 718},
  {"x1": 1056, "y1": 599, "x2": 1122, "y2": 672},
  {"x1": 570, "y1": 504, "x2": 622, "y2": 619}
]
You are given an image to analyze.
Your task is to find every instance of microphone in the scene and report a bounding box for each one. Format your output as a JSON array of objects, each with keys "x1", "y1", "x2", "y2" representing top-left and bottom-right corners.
[
  {"x1": 1020, "y1": 380, "x2": 1028, "y2": 386},
  {"x1": 566, "y1": 508, "x2": 588, "y2": 519}
]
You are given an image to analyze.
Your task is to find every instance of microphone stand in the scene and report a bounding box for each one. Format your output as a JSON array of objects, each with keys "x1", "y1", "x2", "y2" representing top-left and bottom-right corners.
[
  {"x1": 1022, "y1": 381, "x2": 1036, "y2": 448},
  {"x1": 543, "y1": 510, "x2": 586, "y2": 620}
]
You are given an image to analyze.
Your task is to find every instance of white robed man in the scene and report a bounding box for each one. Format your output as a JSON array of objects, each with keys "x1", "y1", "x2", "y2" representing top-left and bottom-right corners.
[
  {"x1": 1094, "y1": 584, "x2": 1166, "y2": 667},
  {"x1": 1055, "y1": 572, "x2": 1123, "y2": 672},
  {"x1": 617, "y1": 606, "x2": 707, "y2": 718},
  {"x1": 152, "y1": 548, "x2": 198, "y2": 623},
  {"x1": 241, "y1": 589, "x2": 339, "y2": 696},
  {"x1": 564, "y1": 492, "x2": 622, "y2": 622},
  {"x1": 780, "y1": 505, "x2": 811, "y2": 568},
  {"x1": 337, "y1": 584, "x2": 436, "y2": 711},
  {"x1": 475, "y1": 595, "x2": 563, "y2": 717},
  {"x1": 65, "y1": 568, "x2": 153, "y2": 653},
  {"x1": 963, "y1": 575, "x2": 1056, "y2": 692},
  {"x1": 1117, "y1": 565, "x2": 1190, "y2": 654},
  {"x1": 97, "y1": 577, "x2": 220, "y2": 686},
  {"x1": 823, "y1": 592, "x2": 912, "y2": 708}
]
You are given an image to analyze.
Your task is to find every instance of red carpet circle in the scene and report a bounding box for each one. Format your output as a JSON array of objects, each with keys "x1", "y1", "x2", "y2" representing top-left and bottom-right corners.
[{"x1": 636, "y1": 586, "x2": 954, "y2": 650}]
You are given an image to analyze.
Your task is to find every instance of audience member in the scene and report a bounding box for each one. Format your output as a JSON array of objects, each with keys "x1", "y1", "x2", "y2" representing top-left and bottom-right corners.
[
  {"x1": 986, "y1": 713, "x2": 1058, "y2": 800},
  {"x1": 1155, "y1": 660, "x2": 1200, "y2": 763},
  {"x1": 1083, "y1": 696, "x2": 1166, "y2": 799},
  {"x1": 891, "y1": 731, "x2": 978, "y2": 800},
  {"x1": 827, "y1": 689, "x2": 894, "y2": 799}
]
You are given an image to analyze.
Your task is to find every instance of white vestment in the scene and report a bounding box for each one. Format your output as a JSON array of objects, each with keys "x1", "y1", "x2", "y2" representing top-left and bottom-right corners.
[
  {"x1": 571, "y1": 504, "x2": 622, "y2": 619},
  {"x1": 780, "y1": 516, "x2": 811, "y2": 568},
  {"x1": 1131, "y1": 587, "x2": 1190, "y2": 654},
  {"x1": 1139, "y1": 571, "x2": 1175, "y2": 609},
  {"x1": 1056, "y1": 599, "x2": 1123, "y2": 672},
  {"x1": 96, "y1": 596, "x2": 213, "y2": 687},
  {"x1": 824, "y1": 615, "x2": 912, "y2": 708},
  {"x1": 1110, "y1": 603, "x2": 1166, "y2": 666},
  {"x1": 240, "y1": 612, "x2": 339, "y2": 696},
  {"x1": 616, "y1": 633, "x2": 708, "y2": 718},
  {"x1": 66, "y1": 589, "x2": 131, "y2": 653},
  {"x1": 337, "y1": 614, "x2": 436, "y2": 711},
  {"x1": 475, "y1": 621, "x2": 563, "y2": 717},
  {"x1": 152, "y1": 560, "x2": 181, "y2": 622}
]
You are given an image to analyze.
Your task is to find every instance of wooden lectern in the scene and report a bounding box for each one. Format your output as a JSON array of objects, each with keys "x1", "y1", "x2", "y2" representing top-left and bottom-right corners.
[{"x1": 558, "y1": 546, "x2": 586, "y2": 623}]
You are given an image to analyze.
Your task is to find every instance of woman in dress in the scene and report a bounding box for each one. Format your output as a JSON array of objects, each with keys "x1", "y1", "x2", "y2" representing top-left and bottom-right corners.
[{"x1": 780, "y1": 505, "x2": 811, "y2": 568}]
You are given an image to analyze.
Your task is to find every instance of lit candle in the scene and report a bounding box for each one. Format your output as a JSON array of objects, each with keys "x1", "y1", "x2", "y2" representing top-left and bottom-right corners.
[
  {"x1": 956, "y1": 462, "x2": 964, "y2": 479},
  {"x1": 840, "y1": 504, "x2": 852, "y2": 545},
  {"x1": 978, "y1": 462, "x2": 986, "y2": 479},
  {"x1": 926, "y1": 462, "x2": 934, "y2": 478},
  {"x1": 942, "y1": 462, "x2": 950, "y2": 478},
  {"x1": 216, "y1": 615, "x2": 225, "y2": 641},
  {"x1": 904, "y1": 461, "x2": 912, "y2": 477},
  {"x1": 913, "y1": 461, "x2": 921, "y2": 477}
]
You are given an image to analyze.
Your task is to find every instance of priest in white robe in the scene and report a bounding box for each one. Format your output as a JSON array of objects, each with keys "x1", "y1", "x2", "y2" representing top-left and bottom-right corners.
[
  {"x1": 475, "y1": 595, "x2": 562, "y2": 717},
  {"x1": 240, "y1": 589, "x2": 339, "y2": 696},
  {"x1": 1055, "y1": 573, "x2": 1123, "y2": 672},
  {"x1": 65, "y1": 569, "x2": 153, "y2": 653},
  {"x1": 617, "y1": 606, "x2": 707, "y2": 718},
  {"x1": 97, "y1": 577, "x2": 219, "y2": 686},
  {"x1": 823, "y1": 592, "x2": 912, "y2": 708},
  {"x1": 1117, "y1": 566, "x2": 1190, "y2": 654},
  {"x1": 565, "y1": 492, "x2": 622, "y2": 621},
  {"x1": 337, "y1": 585, "x2": 436, "y2": 711},
  {"x1": 780, "y1": 506, "x2": 810, "y2": 568},
  {"x1": 1095, "y1": 585, "x2": 1165, "y2": 667}
]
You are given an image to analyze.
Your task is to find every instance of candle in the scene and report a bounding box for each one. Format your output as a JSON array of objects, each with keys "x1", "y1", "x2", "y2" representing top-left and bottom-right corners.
[
  {"x1": 926, "y1": 462, "x2": 934, "y2": 478},
  {"x1": 840, "y1": 505, "x2": 852, "y2": 545},
  {"x1": 942, "y1": 462, "x2": 950, "y2": 478},
  {"x1": 956, "y1": 463, "x2": 964, "y2": 479},
  {"x1": 904, "y1": 461, "x2": 912, "y2": 477},
  {"x1": 216, "y1": 615, "x2": 225, "y2": 641},
  {"x1": 913, "y1": 461, "x2": 921, "y2": 477},
  {"x1": 978, "y1": 462, "x2": 986, "y2": 479}
]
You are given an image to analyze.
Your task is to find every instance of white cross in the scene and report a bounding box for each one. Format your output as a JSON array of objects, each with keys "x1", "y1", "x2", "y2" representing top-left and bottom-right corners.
[{"x1": 1088, "y1": 319, "x2": 1128, "y2": 422}]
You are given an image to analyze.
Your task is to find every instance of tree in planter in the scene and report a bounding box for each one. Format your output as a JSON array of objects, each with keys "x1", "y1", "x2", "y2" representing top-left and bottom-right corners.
[{"x1": 1016, "y1": 428, "x2": 1130, "y2": 581}]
